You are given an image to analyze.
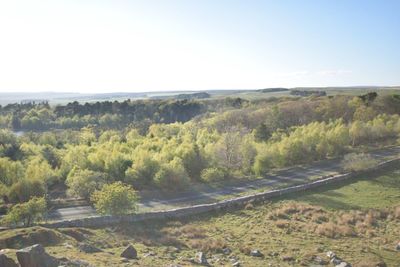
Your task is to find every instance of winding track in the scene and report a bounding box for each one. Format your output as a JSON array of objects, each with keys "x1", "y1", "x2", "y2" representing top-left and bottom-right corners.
[{"x1": 47, "y1": 146, "x2": 400, "y2": 221}]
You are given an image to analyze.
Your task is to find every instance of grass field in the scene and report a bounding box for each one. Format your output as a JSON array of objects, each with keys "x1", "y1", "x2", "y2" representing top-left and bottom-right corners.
[{"x1": 1, "y1": 169, "x2": 399, "y2": 266}]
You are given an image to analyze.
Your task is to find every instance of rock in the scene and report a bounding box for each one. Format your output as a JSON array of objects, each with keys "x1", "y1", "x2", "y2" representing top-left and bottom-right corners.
[
  {"x1": 250, "y1": 250, "x2": 263, "y2": 257},
  {"x1": 0, "y1": 252, "x2": 18, "y2": 267},
  {"x1": 222, "y1": 247, "x2": 232, "y2": 255},
  {"x1": 396, "y1": 242, "x2": 400, "y2": 251},
  {"x1": 313, "y1": 255, "x2": 328, "y2": 265},
  {"x1": 121, "y1": 244, "x2": 138, "y2": 259},
  {"x1": 195, "y1": 252, "x2": 208, "y2": 265},
  {"x1": 335, "y1": 262, "x2": 351, "y2": 267},
  {"x1": 144, "y1": 251, "x2": 156, "y2": 257},
  {"x1": 331, "y1": 257, "x2": 343, "y2": 265},
  {"x1": 326, "y1": 251, "x2": 336, "y2": 259},
  {"x1": 232, "y1": 261, "x2": 241, "y2": 267},
  {"x1": 78, "y1": 243, "x2": 103, "y2": 253},
  {"x1": 16, "y1": 244, "x2": 59, "y2": 267}
]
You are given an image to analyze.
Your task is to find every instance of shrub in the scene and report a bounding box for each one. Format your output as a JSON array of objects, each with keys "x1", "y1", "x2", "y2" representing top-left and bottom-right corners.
[
  {"x1": 125, "y1": 156, "x2": 160, "y2": 188},
  {"x1": 154, "y1": 158, "x2": 190, "y2": 191},
  {"x1": 342, "y1": 153, "x2": 378, "y2": 172},
  {"x1": 66, "y1": 168, "x2": 108, "y2": 199},
  {"x1": 8, "y1": 178, "x2": 46, "y2": 203},
  {"x1": 91, "y1": 182, "x2": 139, "y2": 216},
  {"x1": 2, "y1": 197, "x2": 46, "y2": 227},
  {"x1": 314, "y1": 222, "x2": 355, "y2": 238},
  {"x1": 200, "y1": 167, "x2": 227, "y2": 182}
]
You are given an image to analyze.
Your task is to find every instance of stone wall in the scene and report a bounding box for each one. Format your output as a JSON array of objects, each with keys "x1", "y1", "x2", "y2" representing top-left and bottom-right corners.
[{"x1": 42, "y1": 157, "x2": 400, "y2": 228}]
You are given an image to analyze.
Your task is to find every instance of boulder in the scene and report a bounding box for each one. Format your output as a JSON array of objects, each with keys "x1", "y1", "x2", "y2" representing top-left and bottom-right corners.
[
  {"x1": 335, "y1": 262, "x2": 351, "y2": 267},
  {"x1": 0, "y1": 252, "x2": 18, "y2": 267},
  {"x1": 16, "y1": 244, "x2": 59, "y2": 267},
  {"x1": 222, "y1": 247, "x2": 232, "y2": 255},
  {"x1": 78, "y1": 243, "x2": 103, "y2": 253},
  {"x1": 120, "y1": 244, "x2": 137, "y2": 259},
  {"x1": 250, "y1": 250, "x2": 263, "y2": 257},
  {"x1": 313, "y1": 255, "x2": 328, "y2": 265},
  {"x1": 331, "y1": 257, "x2": 343, "y2": 265},
  {"x1": 195, "y1": 252, "x2": 208, "y2": 265},
  {"x1": 232, "y1": 261, "x2": 241, "y2": 267},
  {"x1": 326, "y1": 251, "x2": 336, "y2": 259}
]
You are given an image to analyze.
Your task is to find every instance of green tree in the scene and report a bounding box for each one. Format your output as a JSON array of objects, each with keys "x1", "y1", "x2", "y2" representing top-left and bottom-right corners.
[
  {"x1": 154, "y1": 158, "x2": 189, "y2": 191},
  {"x1": 125, "y1": 153, "x2": 160, "y2": 187},
  {"x1": 2, "y1": 197, "x2": 46, "y2": 227},
  {"x1": 91, "y1": 182, "x2": 139, "y2": 216},
  {"x1": 66, "y1": 168, "x2": 108, "y2": 199},
  {"x1": 254, "y1": 123, "x2": 270, "y2": 142},
  {"x1": 8, "y1": 178, "x2": 46, "y2": 203}
]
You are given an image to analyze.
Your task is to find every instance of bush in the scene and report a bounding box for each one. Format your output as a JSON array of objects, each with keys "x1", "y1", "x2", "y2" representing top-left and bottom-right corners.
[
  {"x1": 91, "y1": 182, "x2": 139, "y2": 216},
  {"x1": 200, "y1": 167, "x2": 227, "y2": 182},
  {"x1": 2, "y1": 197, "x2": 46, "y2": 227},
  {"x1": 66, "y1": 168, "x2": 107, "y2": 199},
  {"x1": 8, "y1": 178, "x2": 46, "y2": 203},
  {"x1": 124, "y1": 155, "x2": 160, "y2": 188},
  {"x1": 154, "y1": 158, "x2": 190, "y2": 191},
  {"x1": 342, "y1": 153, "x2": 378, "y2": 172}
]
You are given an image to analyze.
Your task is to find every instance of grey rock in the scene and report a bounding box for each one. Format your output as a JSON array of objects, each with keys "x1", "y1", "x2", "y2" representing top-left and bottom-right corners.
[
  {"x1": 195, "y1": 252, "x2": 208, "y2": 265},
  {"x1": 121, "y1": 244, "x2": 138, "y2": 259},
  {"x1": 223, "y1": 247, "x2": 232, "y2": 255},
  {"x1": 250, "y1": 250, "x2": 263, "y2": 257},
  {"x1": 0, "y1": 252, "x2": 18, "y2": 267},
  {"x1": 78, "y1": 243, "x2": 103, "y2": 254},
  {"x1": 16, "y1": 244, "x2": 59, "y2": 267},
  {"x1": 232, "y1": 261, "x2": 241, "y2": 267},
  {"x1": 313, "y1": 255, "x2": 328, "y2": 265},
  {"x1": 396, "y1": 242, "x2": 400, "y2": 251},
  {"x1": 326, "y1": 251, "x2": 336, "y2": 259},
  {"x1": 144, "y1": 251, "x2": 156, "y2": 257},
  {"x1": 335, "y1": 262, "x2": 351, "y2": 267},
  {"x1": 330, "y1": 257, "x2": 343, "y2": 265}
]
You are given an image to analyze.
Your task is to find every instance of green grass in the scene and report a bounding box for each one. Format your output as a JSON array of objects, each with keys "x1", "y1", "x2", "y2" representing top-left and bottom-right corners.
[
  {"x1": 1, "y1": 169, "x2": 400, "y2": 266},
  {"x1": 288, "y1": 169, "x2": 400, "y2": 210}
]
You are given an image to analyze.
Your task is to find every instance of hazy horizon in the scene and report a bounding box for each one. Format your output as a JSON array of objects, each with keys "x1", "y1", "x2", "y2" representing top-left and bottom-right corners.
[{"x1": 1, "y1": 0, "x2": 399, "y2": 93}]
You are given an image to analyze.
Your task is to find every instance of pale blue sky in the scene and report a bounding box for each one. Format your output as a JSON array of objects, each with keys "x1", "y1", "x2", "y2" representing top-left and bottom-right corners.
[{"x1": 0, "y1": 0, "x2": 399, "y2": 93}]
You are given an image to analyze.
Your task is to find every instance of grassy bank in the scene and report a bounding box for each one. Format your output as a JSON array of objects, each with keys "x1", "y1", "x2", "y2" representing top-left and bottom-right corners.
[{"x1": 1, "y1": 169, "x2": 399, "y2": 266}]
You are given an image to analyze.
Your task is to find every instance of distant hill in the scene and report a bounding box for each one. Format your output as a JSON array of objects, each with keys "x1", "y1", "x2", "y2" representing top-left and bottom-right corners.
[{"x1": 0, "y1": 86, "x2": 399, "y2": 105}]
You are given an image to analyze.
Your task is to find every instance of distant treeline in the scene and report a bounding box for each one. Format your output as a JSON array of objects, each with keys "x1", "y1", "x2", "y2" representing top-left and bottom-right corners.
[
  {"x1": 259, "y1": 88, "x2": 289, "y2": 93},
  {"x1": 0, "y1": 97, "x2": 248, "y2": 131},
  {"x1": 290, "y1": 90, "x2": 327, "y2": 97}
]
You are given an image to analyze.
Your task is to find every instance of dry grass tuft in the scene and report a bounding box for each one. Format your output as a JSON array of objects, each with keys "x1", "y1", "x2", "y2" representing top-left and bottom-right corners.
[
  {"x1": 189, "y1": 238, "x2": 227, "y2": 253},
  {"x1": 314, "y1": 222, "x2": 355, "y2": 238}
]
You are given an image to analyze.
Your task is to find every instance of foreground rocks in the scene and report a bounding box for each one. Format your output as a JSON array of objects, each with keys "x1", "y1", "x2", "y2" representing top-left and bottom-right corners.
[
  {"x1": 0, "y1": 252, "x2": 18, "y2": 267},
  {"x1": 16, "y1": 244, "x2": 59, "y2": 267},
  {"x1": 120, "y1": 244, "x2": 138, "y2": 259},
  {"x1": 195, "y1": 252, "x2": 208, "y2": 265},
  {"x1": 326, "y1": 251, "x2": 351, "y2": 267},
  {"x1": 250, "y1": 250, "x2": 263, "y2": 257},
  {"x1": 77, "y1": 243, "x2": 103, "y2": 254}
]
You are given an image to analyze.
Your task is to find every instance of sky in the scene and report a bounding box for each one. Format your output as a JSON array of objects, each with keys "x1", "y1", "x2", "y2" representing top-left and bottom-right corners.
[{"x1": 0, "y1": 0, "x2": 399, "y2": 93}]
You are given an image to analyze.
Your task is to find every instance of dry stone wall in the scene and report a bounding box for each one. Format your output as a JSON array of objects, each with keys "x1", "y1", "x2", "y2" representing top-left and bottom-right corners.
[{"x1": 42, "y1": 157, "x2": 400, "y2": 228}]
